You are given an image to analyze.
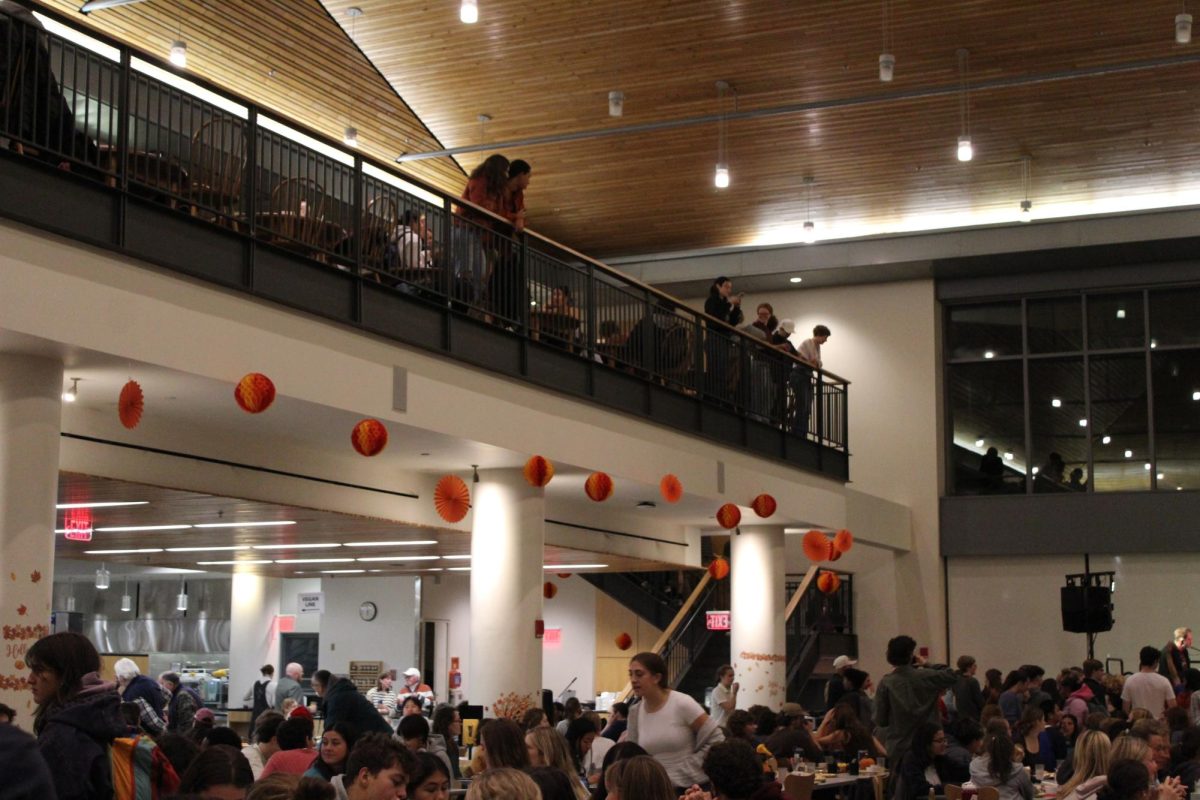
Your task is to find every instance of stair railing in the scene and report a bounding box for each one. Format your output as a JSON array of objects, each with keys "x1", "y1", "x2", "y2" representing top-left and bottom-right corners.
[{"x1": 615, "y1": 571, "x2": 714, "y2": 702}]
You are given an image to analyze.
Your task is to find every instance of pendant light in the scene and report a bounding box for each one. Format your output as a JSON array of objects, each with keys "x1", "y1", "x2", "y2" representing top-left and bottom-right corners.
[
  {"x1": 63, "y1": 377, "x2": 79, "y2": 403},
  {"x1": 121, "y1": 577, "x2": 133, "y2": 612},
  {"x1": 801, "y1": 177, "x2": 817, "y2": 244},
  {"x1": 1019, "y1": 155, "x2": 1033, "y2": 221},
  {"x1": 95, "y1": 562, "x2": 110, "y2": 589},
  {"x1": 66, "y1": 578, "x2": 76, "y2": 612},
  {"x1": 714, "y1": 80, "x2": 731, "y2": 189},
  {"x1": 955, "y1": 49, "x2": 973, "y2": 162},
  {"x1": 879, "y1": 0, "x2": 895, "y2": 81},
  {"x1": 343, "y1": 8, "x2": 363, "y2": 147},
  {"x1": 460, "y1": 0, "x2": 478, "y2": 24},
  {"x1": 608, "y1": 90, "x2": 625, "y2": 118},
  {"x1": 176, "y1": 577, "x2": 188, "y2": 611},
  {"x1": 1178, "y1": 2, "x2": 1193, "y2": 44}
]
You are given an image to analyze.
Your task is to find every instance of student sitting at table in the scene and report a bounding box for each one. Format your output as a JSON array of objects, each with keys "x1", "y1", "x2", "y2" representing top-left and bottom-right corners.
[
  {"x1": 969, "y1": 721, "x2": 1035, "y2": 800},
  {"x1": 898, "y1": 721, "x2": 955, "y2": 800}
]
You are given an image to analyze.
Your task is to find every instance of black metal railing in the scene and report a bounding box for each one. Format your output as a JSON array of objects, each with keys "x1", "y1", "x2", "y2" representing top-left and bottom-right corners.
[
  {"x1": 785, "y1": 571, "x2": 854, "y2": 703},
  {"x1": 0, "y1": 5, "x2": 850, "y2": 463},
  {"x1": 661, "y1": 576, "x2": 728, "y2": 690}
]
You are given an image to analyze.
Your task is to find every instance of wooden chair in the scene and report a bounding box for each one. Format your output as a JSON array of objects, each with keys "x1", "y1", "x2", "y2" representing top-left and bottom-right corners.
[
  {"x1": 187, "y1": 116, "x2": 246, "y2": 224},
  {"x1": 977, "y1": 788, "x2": 999, "y2": 800},
  {"x1": 784, "y1": 772, "x2": 815, "y2": 800},
  {"x1": 264, "y1": 176, "x2": 328, "y2": 251},
  {"x1": 945, "y1": 785, "x2": 964, "y2": 800},
  {"x1": 359, "y1": 194, "x2": 398, "y2": 275}
]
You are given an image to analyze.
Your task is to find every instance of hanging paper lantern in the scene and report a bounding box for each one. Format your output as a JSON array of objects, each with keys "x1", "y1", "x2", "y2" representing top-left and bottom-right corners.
[
  {"x1": 523, "y1": 455, "x2": 555, "y2": 487},
  {"x1": 828, "y1": 547, "x2": 843, "y2": 562},
  {"x1": 707, "y1": 556, "x2": 730, "y2": 580},
  {"x1": 715, "y1": 503, "x2": 741, "y2": 530},
  {"x1": 615, "y1": 632, "x2": 633, "y2": 651},
  {"x1": 434, "y1": 475, "x2": 471, "y2": 523},
  {"x1": 543, "y1": 581, "x2": 558, "y2": 599},
  {"x1": 585, "y1": 472, "x2": 614, "y2": 502},
  {"x1": 660, "y1": 474, "x2": 683, "y2": 504},
  {"x1": 834, "y1": 529, "x2": 854, "y2": 554},
  {"x1": 751, "y1": 493, "x2": 777, "y2": 518},
  {"x1": 557, "y1": 573, "x2": 572, "y2": 580},
  {"x1": 817, "y1": 570, "x2": 842, "y2": 595},
  {"x1": 234, "y1": 372, "x2": 276, "y2": 414},
  {"x1": 802, "y1": 530, "x2": 833, "y2": 562},
  {"x1": 118, "y1": 379, "x2": 144, "y2": 429},
  {"x1": 351, "y1": 419, "x2": 388, "y2": 456}
]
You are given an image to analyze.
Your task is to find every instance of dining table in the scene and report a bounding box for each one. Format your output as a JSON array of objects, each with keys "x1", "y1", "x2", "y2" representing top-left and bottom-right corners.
[{"x1": 98, "y1": 143, "x2": 189, "y2": 202}]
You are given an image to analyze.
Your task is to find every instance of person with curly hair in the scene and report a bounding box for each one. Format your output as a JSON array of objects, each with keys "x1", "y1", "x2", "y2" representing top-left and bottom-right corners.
[{"x1": 701, "y1": 738, "x2": 783, "y2": 800}]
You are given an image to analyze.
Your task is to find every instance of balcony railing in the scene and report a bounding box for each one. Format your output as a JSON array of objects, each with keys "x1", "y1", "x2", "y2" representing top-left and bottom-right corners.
[{"x1": 0, "y1": 5, "x2": 849, "y2": 477}]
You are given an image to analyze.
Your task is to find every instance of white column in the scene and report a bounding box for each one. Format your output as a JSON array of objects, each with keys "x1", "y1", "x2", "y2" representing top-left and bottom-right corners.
[
  {"x1": 730, "y1": 525, "x2": 786, "y2": 709},
  {"x1": 0, "y1": 354, "x2": 62, "y2": 717},
  {"x1": 469, "y1": 469, "x2": 544, "y2": 715},
  {"x1": 228, "y1": 573, "x2": 282, "y2": 707}
]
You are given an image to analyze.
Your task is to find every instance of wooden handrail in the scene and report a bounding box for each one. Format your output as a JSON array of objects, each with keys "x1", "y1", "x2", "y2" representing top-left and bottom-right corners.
[
  {"x1": 614, "y1": 571, "x2": 713, "y2": 702},
  {"x1": 784, "y1": 563, "x2": 821, "y2": 621}
]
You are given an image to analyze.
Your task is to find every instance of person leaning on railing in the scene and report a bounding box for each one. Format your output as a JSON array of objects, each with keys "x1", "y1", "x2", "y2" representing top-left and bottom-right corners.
[{"x1": 793, "y1": 324, "x2": 831, "y2": 436}]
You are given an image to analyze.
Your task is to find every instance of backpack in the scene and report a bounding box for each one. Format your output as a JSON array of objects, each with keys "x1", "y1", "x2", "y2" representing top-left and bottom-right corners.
[{"x1": 110, "y1": 735, "x2": 181, "y2": 800}]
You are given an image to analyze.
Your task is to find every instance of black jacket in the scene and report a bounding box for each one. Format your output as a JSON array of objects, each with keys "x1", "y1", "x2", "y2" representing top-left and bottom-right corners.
[
  {"x1": 0, "y1": 723, "x2": 57, "y2": 800},
  {"x1": 322, "y1": 676, "x2": 393, "y2": 736},
  {"x1": 704, "y1": 293, "x2": 744, "y2": 327},
  {"x1": 37, "y1": 674, "x2": 127, "y2": 800}
]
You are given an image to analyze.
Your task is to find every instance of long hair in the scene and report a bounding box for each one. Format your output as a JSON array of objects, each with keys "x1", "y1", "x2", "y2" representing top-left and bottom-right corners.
[
  {"x1": 565, "y1": 716, "x2": 598, "y2": 772},
  {"x1": 1102, "y1": 759, "x2": 1152, "y2": 800},
  {"x1": 1015, "y1": 705, "x2": 1045, "y2": 740},
  {"x1": 466, "y1": 766, "x2": 540, "y2": 800},
  {"x1": 309, "y1": 722, "x2": 358, "y2": 779},
  {"x1": 1108, "y1": 735, "x2": 1149, "y2": 765},
  {"x1": 1059, "y1": 730, "x2": 1113, "y2": 798},
  {"x1": 480, "y1": 718, "x2": 530, "y2": 770},
  {"x1": 605, "y1": 755, "x2": 674, "y2": 800},
  {"x1": 431, "y1": 703, "x2": 461, "y2": 762},
  {"x1": 25, "y1": 631, "x2": 101, "y2": 733},
  {"x1": 630, "y1": 652, "x2": 670, "y2": 689},
  {"x1": 984, "y1": 727, "x2": 1017, "y2": 781},
  {"x1": 528, "y1": 728, "x2": 588, "y2": 800},
  {"x1": 910, "y1": 721, "x2": 943, "y2": 769},
  {"x1": 406, "y1": 752, "x2": 451, "y2": 796},
  {"x1": 831, "y1": 704, "x2": 878, "y2": 755},
  {"x1": 246, "y1": 774, "x2": 300, "y2": 800},
  {"x1": 178, "y1": 744, "x2": 254, "y2": 793},
  {"x1": 468, "y1": 154, "x2": 510, "y2": 200},
  {"x1": 589, "y1": 741, "x2": 647, "y2": 800}
]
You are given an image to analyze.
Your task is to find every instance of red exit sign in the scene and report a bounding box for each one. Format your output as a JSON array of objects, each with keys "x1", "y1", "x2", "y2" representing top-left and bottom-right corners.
[{"x1": 706, "y1": 610, "x2": 730, "y2": 631}]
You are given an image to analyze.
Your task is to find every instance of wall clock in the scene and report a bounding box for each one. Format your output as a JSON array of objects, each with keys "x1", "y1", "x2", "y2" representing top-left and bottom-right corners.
[{"x1": 359, "y1": 601, "x2": 377, "y2": 622}]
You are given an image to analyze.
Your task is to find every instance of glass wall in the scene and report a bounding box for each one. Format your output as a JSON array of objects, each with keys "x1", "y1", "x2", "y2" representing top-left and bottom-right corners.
[{"x1": 947, "y1": 287, "x2": 1200, "y2": 495}]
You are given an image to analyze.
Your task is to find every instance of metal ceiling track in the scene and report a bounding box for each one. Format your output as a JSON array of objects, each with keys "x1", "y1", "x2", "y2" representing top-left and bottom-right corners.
[{"x1": 396, "y1": 50, "x2": 1200, "y2": 163}]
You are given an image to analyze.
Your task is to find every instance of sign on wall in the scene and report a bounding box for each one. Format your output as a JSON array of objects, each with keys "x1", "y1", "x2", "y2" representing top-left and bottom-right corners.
[
  {"x1": 542, "y1": 627, "x2": 562, "y2": 647},
  {"x1": 706, "y1": 610, "x2": 731, "y2": 631},
  {"x1": 297, "y1": 592, "x2": 325, "y2": 615}
]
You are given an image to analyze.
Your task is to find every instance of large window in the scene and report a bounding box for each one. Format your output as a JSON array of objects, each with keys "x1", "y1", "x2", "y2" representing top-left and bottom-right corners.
[{"x1": 947, "y1": 288, "x2": 1200, "y2": 495}]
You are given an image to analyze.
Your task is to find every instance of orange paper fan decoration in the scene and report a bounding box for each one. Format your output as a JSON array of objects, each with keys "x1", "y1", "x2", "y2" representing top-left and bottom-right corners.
[
  {"x1": 556, "y1": 573, "x2": 572, "y2": 580},
  {"x1": 234, "y1": 372, "x2": 276, "y2": 414},
  {"x1": 707, "y1": 556, "x2": 730, "y2": 580},
  {"x1": 585, "y1": 472, "x2": 614, "y2": 502},
  {"x1": 828, "y1": 548, "x2": 843, "y2": 562},
  {"x1": 817, "y1": 570, "x2": 842, "y2": 594},
  {"x1": 659, "y1": 474, "x2": 684, "y2": 503},
  {"x1": 351, "y1": 419, "x2": 388, "y2": 456},
  {"x1": 834, "y1": 529, "x2": 854, "y2": 553},
  {"x1": 523, "y1": 455, "x2": 554, "y2": 487},
  {"x1": 751, "y1": 493, "x2": 777, "y2": 518},
  {"x1": 434, "y1": 475, "x2": 471, "y2": 523},
  {"x1": 543, "y1": 581, "x2": 558, "y2": 599},
  {"x1": 715, "y1": 503, "x2": 741, "y2": 530},
  {"x1": 615, "y1": 632, "x2": 633, "y2": 651},
  {"x1": 118, "y1": 379, "x2": 144, "y2": 429},
  {"x1": 802, "y1": 530, "x2": 833, "y2": 562}
]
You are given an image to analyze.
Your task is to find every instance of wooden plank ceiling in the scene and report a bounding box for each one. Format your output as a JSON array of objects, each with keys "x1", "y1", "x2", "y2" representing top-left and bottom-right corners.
[{"x1": 35, "y1": 0, "x2": 1200, "y2": 260}]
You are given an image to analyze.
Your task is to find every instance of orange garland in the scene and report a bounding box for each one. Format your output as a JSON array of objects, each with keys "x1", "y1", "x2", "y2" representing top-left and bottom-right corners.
[
  {"x1": 802, "y1": 530, "x2": 833, "y2": 562},
  {"x1": 614, "y1": 632, "x2": 633, "y2": 651},
  {"x1": 817, "y1": 570, "x2": 842, "y2": 594}
]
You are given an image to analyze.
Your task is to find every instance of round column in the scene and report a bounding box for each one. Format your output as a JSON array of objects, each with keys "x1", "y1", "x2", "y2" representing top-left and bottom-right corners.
[
  {"x1": 228, "y1": 573, "x2": 282, "y2": 708},
  {"x1": 730, "y1": 525, "x2": 786, "y2": 709},
  {"x1": 469, "y1": 469, "x2": 544, "y2": 716},
  {"x1": 0, "y1": 354, "x2": 63, "y2": 718}
]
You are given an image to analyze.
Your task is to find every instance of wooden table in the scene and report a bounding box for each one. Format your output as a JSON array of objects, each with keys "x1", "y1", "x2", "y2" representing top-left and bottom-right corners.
[{"x1": 255, "y1": 211, "x2": 347, "y2": 257}]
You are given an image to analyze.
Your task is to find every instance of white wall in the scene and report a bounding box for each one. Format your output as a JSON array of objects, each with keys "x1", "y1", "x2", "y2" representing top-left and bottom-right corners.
[
  {"x1": 542, "y1": 573, "x2": 597, "y2": 702},
  {"x1": 422, "y1": 573, "x2": 472, "y2": 698},
  {"x1": 948, "y1": 554, "x2": 1200, "y2": 674},
  {"x1": 281, "y1": 578, "x2": 322, "y2": 634},
  {"x1": 229, "y1": 574, "x2": 282, "y2": 704},
  {"x1": 319, "y1": 576, "x2": 419, "y2": 675}
]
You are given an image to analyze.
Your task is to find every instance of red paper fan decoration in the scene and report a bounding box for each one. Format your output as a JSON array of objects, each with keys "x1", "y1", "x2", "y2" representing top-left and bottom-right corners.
[
  {"x1": 707, "y1": 556, "x2": 730, "y2": 580},
  {"x1": 834, "y1": 529, "x2": 854, "y2": 554},
  {"x1": 557, "y1": 573, "x2": 572, "y2": 580},
  {"x1": 715, "y1": 503, "x2": 741, "y2": 530},
  {"x1": 523, "y1": 455, "x2": 554, "y2": 487},
  {"x1": 828, "y1": 548, "x2": 843, "y2": 562},
  {"x1": 234, "y1": 372, "x2": 276, "y2": 414},
  {"x1": 118, "y1": 379, "x2": 144, "y2": 429},
  {"x1": 585, "y1": 472, "x2": 614, "y2": 502},
  {"x1": 615, "y1": 632, "x2": 633, "y2": 651},
  {"x1": 351, "y1": 419, "x2": 388, "y2": 456},
  {"x1": 543, "y1": 581, "x2": 558, "y2": 599},
  {"x1": 659, "y1": 474, "x2": 684, "y2": 504},
  {"x1": 802, "y1": 530, "x2": 833, "y2": 562},
  {"x1": 751, "y1": 493, "x2": 777, "y2": 518},
  {"x1": 817, "y1": 570, "x2": 842, "y2": 594},
  {"x1": 434, "y1": 475, "x2": 471, "y2": 523}
]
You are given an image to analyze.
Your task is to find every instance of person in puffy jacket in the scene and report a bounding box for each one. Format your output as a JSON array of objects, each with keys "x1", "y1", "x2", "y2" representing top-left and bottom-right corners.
[
  {"x1": 313, "y1": 670, "x2": 393, "y2": 736},
  {"x1": 26, "y1": 631, "x2": 128, "y2": 800}
]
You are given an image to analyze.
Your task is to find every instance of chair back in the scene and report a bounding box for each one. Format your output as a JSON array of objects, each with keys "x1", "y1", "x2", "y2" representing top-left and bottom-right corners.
[
  {"x1": 361, "y1": 195, "x2": 398, "y2": 273},
  {"x1": 783, "y1": 772, "x2": 815, "y2": 800},
  {"x1": 268, "y1": 177, "x2": 327, "y2": 246},
  {"x1": 188, "y1": 117, "x2": 245, "y2": 213},
  {"x1": 977, "y1": 787, "x2": 1000, "y2": 800},
  {"x1": 945, "y1": 784, "x2": 964, "y2": 800}
]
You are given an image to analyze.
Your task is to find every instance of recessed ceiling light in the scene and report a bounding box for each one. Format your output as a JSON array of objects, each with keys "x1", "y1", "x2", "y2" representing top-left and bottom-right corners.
[
  {"x1": 1003, "y1": 452, "x2": 1014, "y2": 461},
  {"x1": 544, "y1": 564, "x2": 609, "y2": 570},
  {"x1": 84, "y1": 548, "x2": 163, "y2": 554},
  {"x1": 789, "y1": 277, "x2": 803, "y2": 284},
  {"x1": 1125, "y1": 450, "x2": 1134, "y2": 458},
  {"x1": 193, "y1": 521, "x2": 296, "y2": 529},
  {"x1": 252, "y1": 543, "x2": 341, "y2": 550},
  {"x1": 974, "y1": 438, "x2": 985, "y2": 447},
  {"x1": 344, "y1": 540, "x2": 438, "y2": 547},
  {"x1": 166, "y1": 546, "x2": 250, "y2": 553},
  {"x1": 983, "y1": 351, "x2": 995, "y2": 359},
  {"x1": 273, "y1": 558, "x2": 356, "y2": 564},
  {"x1": 57, "y1": 501, "x2": 148, "y2": 509},
  {"x1": 1101, "y1": 435, "x2": 1112, "y2": 444},
  {"x1": 355, "y1": 555, "x2": 440, "y2": 562},
  {"x1": 1051, "y1": 398, "x2": 1062, "y2": 408},
  {"x1": 1078, "y1": 419, "x2": 1088, "y2": 427},
  {"x1": 1157, "y1": 472, "x2": 1165, "y2": 480},
  {"x1": 1144, "y1": 463, "x2": 1152, "y2": 470},
  {"x1": 1192, "y1": 391, "x2": 1200, "y2": 401},
  {"x1": 94, "y1": 524, "x2": 192, "y2": 532},
  {"x1": 197, "y1": 559, "x2": 273, "y2": 565}
]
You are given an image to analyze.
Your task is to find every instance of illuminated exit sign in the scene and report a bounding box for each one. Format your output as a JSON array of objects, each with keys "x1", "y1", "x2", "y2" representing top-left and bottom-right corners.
[{"x1": 706, "y1": 610, "x2": 730, "y2": 631}]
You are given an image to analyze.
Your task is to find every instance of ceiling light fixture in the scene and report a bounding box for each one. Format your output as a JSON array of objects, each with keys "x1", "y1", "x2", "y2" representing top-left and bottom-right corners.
[
  {"x1": 345, "y1": 540, "x2": 439, "y2": 547},
  {"x1": 165, "y1": 546, "x2": 250, "y2": 553},
  {"x1": 1102, "y1": 435, "x2": 1112, "y2": 444},
  {"x1": 1078, "y1": 418, "x2": 1088, "y2": 427},
  {"x1": 471, "y1": 464, "x2": 480, "y2": 484},
  {"x1": 192, "y1": 520, "x2": 296, "y2": 529},
  {"x1": 544, "y1": 563, "x2": 609, "y2": 570},
  {"x1": 355, "y1": 555, "x2": 441, "y2": 562},
  {"x1": 120, "y1": 577, "x2": 133, "y2": 612},
  {"x1": 801, "y1": 176, "x2": 817, "y2": 244},
  {"x1": 974, "y1": 437, "x2": 985, "y2": 447},
  {"x1": 1116, "y1": 307, "x2": 1127, "y2": 319},
  {"x1": 80, "y1": 0, "x2": 150, "y2": 10},
  {"x1": 789, "y1": 276, "x2": 803, "y2": 284},
  {"x1": 57, "y1": 501, "x2": 147, "y2": 509},
  {"x1": 1125, "y1": 449, "x2": 1134, "y2": 458},
  {"x1": 251, "y1": 543, "x2": 341, "y2": 550},
  {"x1": 1178, "y1": 2, "x2": 1193, "y2": 44},
  {"x1": 714, "y1": 80, "x2": 732, "y2": 189},
  {"x1": 322, "y1": 569, "x2": 366, "y2": 574},
  {"x1": 196, "y1": 559, "x2": 273, "y2": 565},
  {"x1": 447, "y1": 566, "x2": 471, "y2": 571},
  {"x1": 273, "y1": 557, "x2": 356, "y2": 564},
  {"x1": 442, "y1": 554, "x2": 471, "y2": 560},
  {"x1": 1019, "y1": 155, "x2": 1033, "y2": 221},
  {"x1": 983, "y1": 350, "x2": 995, "y2": 359},
  {"x1": 83, "y1": 548, "x2": 164, "y2": 554},
  {"x1": 94, "y1": 563, "x2": 110, "y2": 589},
  {"x1": 169, "y1": 39, "x2": 187, "y2": 68},
  {"x1": 608, "y1": 90, "x2": 624, "y2": 118},
  {"x1": 94, "y1": 524, "x2": 192, "y2": 532},
  {"x1": 879, "y1": 0, "x2": 895, "y2": 81},
  {"x1": 62, "y1": 377, "x2": 80, "y2": 403},
  {"x1": 343, "y1": 7, "x2": 363, "y2": 148},
  {"x1": 955, "y1": 48, "x2": 973, "y2": 162},
  {"x1": 460, "y1": 0, "x2": 478, "y2": 24},
  {"x1": 1051, "y1": 398, "x2": 1062, "y2": 408},
  {"x1": 176, "y1": 577, "x2": 188, "y2": 611},
  {"x1": 1192, "y1": 391, "x2": 1200, "y2": 401},
  {"x1": 1003, "y1": 451, "x2": 1014, "y2": 461}
]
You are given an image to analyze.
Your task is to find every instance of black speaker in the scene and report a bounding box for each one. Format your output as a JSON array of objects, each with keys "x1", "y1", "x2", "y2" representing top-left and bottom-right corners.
[{"x1": 1060, "y1": 586, "x2": 1114, "y2": 633}]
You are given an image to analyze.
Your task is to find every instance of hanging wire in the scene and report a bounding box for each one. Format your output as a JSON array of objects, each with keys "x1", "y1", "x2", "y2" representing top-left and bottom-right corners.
[
  {"x1": 882, "y1": 0, "x2": 892, "y2": 54},
  {"x1": 957, "y1": 48, "x2": 971, "y2": 138},
  {"x1": 716, "y1": 81, "x2": 727, "y2": 165}
]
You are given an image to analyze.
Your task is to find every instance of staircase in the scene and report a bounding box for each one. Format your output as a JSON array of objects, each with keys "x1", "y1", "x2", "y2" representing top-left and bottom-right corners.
[{"x1": 785, "y1": 570, "x2": 856, "y2": 710}]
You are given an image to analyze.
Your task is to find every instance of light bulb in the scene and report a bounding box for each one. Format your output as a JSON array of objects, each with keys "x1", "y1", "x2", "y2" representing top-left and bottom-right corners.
[
  {"x1": 95, "y1": 564, "x2": 110, "y2": 590},
  {"x1": 983, "y1": 351, "x2": 995, "y2": 359},
  {"x1": 714, "y1": 164, "x2": 730, "y2": 189},
  {"x1": 1102, "y1": 435, "x2": 1112, "y2": 444},
  {"x1": 121, "y1": 593, "x2": 132, "y2": 612},
  {"x1": 62, "y1": 377, "x2": 79, "y2": 403},
  {"x1": 974, "y1": 438, "x2": 985, "y2": 448},
  {"x1": 169, "y1": 40, "x2": 187, "y2": 68},
  {"x1": 608, "y1": 90, "x2": 624, "y2": 118},
  {"x1": 957, "y1": 135, "x2": 973, "y2": 162},
  {"x1": 1078, "y1": 418, "x2": 1088, "y2": 427},
  {"x1": 1051, "y1": 398, "x2": 1062, "y2": 408},
  {"x1": 343, "y1": 126, "x2": 358, "y2": 147},
  {"x1": 176, "y1": 591, "x2": 189, "y2": 611},
  {"x1": 66, "y1": 594, "x2": 76, "y2": 612},
  {"x1": 460, "y1": 0, "x2": 478, "y2": 24},
  {"x1": 1192, "y1": 391, "x2": 1200, "y2": 401},
  {"x1": 802, "y1": 220, "x2": 816, "y2": 244},
  {"x1": 1177, "y1": 13, "x2": 1193, "y2": 44},
  {"x1": 879, "y1": 53, "x2": 895, "y2": 82},
  {"x1": 1003, "y1": 452, "x2": 1014, "y2": 461},
  {"x1": 1124, "y1": 449, "x2": 1133, "y2": 458},
  {"x1": 1020, "y1": 199, "x2": 1032, "y2": 221},
  {"x1": 1116, "y1": 308, "x2": 1126, "y2": 319}
]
